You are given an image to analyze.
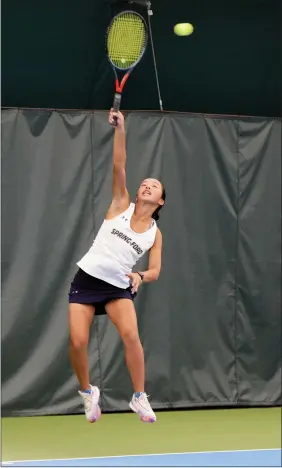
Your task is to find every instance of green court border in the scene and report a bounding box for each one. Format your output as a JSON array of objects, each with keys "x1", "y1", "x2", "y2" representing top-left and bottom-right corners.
[{"x1": 2, "y1": 408, "x2": 281, "y2": 462}]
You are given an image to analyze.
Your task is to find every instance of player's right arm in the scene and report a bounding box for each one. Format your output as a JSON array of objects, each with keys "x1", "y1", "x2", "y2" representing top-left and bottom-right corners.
[{"x1": 106, "y1": 109, "x2": 130, "y2": 220}]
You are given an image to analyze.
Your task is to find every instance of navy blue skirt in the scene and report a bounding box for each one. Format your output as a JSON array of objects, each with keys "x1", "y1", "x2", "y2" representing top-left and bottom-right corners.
[{"x1": 68, "y1": 268, "x2": 136, "y2": 315}]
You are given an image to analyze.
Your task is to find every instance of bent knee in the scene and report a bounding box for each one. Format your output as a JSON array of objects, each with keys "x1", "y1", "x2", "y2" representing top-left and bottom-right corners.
[{"x1": 121, "y1": 329, "x2": 140, "y2": 347}]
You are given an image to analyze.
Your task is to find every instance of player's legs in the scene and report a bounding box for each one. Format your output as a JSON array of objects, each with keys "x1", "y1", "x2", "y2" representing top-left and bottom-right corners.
[
  {"x1": 69, "y1": 303, "x2": 101, "y2": 422},
  {"x1": 106, "y1": 298, "x2": 144, "y2": 392},
  {"x1": 106, "y1": 298, "x2": 156, "y2": 422},
  {"x1": 69, "y1": 303, "x2": 95, "y2": 390}
]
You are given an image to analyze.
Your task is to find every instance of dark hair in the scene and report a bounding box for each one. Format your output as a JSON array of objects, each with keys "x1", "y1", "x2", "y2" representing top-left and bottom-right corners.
[{"x1": 152, "y1": 186, "x2": 166, "y2": 221}]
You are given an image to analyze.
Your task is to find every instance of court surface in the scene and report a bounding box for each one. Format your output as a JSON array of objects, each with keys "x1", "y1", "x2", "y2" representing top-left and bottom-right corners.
[
  {"x1": 2, "y1": 449, "x2": 282, "y2": 466},
  {"x1": 2, "y1": 407, "x2": 281, "y2": 467}
]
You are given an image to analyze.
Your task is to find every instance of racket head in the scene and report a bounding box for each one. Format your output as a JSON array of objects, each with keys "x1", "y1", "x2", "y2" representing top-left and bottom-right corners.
[{"x1": 106, "y1": 10, "x2": 148, "y2": 72}]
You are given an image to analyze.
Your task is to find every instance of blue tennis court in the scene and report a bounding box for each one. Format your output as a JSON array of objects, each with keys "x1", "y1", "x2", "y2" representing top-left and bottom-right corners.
[{"x1": 3, "y1": 448, "x2": 281, "y2": 467}]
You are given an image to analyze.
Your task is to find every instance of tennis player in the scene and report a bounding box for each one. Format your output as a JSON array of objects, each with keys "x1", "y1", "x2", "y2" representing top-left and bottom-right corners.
[{"x1": 68, "y1": 109, "x2": 165, "y2": 423}]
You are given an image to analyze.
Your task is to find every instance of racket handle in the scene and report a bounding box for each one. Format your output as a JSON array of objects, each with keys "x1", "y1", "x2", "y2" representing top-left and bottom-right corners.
[{"x1": 112, "y1": 93, "x2": 122, "y2": 126}]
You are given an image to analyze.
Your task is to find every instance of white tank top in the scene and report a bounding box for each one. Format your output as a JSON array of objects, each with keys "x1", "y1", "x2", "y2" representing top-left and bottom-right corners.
[{"x1": 77, "y1": 203, "x2": 157, "y2": 289}]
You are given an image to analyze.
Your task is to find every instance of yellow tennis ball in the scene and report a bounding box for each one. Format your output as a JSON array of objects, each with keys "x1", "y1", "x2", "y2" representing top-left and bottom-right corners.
[{"x1": 174, "y1": 23, "x2": 194, "y2": 36}]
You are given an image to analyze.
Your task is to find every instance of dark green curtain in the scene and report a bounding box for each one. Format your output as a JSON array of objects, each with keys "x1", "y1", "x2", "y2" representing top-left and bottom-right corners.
[{"x1": 2, "y1": 109, "x2": 281, "y2": 416}]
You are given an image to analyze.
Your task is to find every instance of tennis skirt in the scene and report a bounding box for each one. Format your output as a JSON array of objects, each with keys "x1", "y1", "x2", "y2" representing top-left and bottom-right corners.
[{"x1": 68, "y1": 268, "x2": 136, "y2": 316}]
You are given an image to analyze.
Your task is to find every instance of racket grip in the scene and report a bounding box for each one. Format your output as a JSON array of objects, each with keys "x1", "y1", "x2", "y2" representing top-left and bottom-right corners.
[{"x1": 112, "y1": 93, "x2": 122, "y2": 126}]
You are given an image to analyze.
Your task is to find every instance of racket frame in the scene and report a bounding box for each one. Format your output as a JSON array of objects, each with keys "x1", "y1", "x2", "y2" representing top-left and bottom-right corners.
[{"x1": 105, "y1": 10, "x2": 148, "y2": 122}]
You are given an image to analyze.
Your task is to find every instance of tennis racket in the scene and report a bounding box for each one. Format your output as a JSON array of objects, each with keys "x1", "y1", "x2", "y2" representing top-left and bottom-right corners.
[{"x1": 106, "y1": 10, "x2": 148, "y2": 125}]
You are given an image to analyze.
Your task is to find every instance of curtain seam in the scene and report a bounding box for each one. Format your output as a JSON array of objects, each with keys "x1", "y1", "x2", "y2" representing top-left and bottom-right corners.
[{"x1": 90, "y1": 111, "x2": 104, "y2": 408}]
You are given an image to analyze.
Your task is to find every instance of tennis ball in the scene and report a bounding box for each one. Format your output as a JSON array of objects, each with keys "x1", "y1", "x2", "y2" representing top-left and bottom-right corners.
[{"x1": 174, "y1": 23, "x2": 194, "y2": 36}]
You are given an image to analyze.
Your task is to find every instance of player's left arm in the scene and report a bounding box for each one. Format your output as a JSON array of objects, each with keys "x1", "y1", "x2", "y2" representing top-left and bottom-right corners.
[{"x1": 141, "y1": 228, "x2": 162, "y2": 282}]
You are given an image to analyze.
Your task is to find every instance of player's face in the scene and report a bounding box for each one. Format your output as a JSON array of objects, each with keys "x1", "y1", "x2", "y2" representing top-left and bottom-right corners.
[{"x1": 137, "y1": 178, "x2": 164, "y2": 206}]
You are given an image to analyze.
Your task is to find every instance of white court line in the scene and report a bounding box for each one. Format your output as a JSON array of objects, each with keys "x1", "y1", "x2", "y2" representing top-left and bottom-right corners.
[{"x1": 3, "y1": 447, "x2": 281, "y2": 464}]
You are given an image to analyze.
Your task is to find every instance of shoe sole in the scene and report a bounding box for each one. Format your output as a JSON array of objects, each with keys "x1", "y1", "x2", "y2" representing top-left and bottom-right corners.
[{"x1": 129, "y1": 402, "x2": 156, "y2": 423}]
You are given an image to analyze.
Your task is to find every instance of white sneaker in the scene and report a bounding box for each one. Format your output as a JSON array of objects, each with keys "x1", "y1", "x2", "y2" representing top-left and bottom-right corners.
[
  {"x1": 129, "y1": 392, "x2": 156, "y2": 423},
  {"x1": 78, "y1": 385, "x2": 101, "y2": 423}
]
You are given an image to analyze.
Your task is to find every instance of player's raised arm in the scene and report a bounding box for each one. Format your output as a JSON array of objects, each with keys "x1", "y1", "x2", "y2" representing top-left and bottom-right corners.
[{"x1": 106, "y1": 109, "x2": 130, "y2": 219}]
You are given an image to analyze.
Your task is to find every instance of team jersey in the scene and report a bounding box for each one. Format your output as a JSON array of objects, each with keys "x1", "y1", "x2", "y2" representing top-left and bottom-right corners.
[{"x1": 77, "y1": 203, "x2": 157, "y2": 289}]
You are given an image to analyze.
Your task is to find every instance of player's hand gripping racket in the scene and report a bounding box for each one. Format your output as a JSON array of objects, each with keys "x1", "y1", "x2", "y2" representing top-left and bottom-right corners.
[{"x1": 106, "y1": 11, "x2": 148, "y2": 126}]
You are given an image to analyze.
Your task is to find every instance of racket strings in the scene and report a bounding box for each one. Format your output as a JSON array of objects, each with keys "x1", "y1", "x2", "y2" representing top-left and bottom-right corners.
[{"x1": 107, "y1": 13, "x2": 146, "y2": 69}]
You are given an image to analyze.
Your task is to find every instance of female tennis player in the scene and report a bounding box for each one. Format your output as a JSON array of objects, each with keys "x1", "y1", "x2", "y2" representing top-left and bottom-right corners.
[{"x1": 68, "y1": 109, "x2": 165, "y2": 424}]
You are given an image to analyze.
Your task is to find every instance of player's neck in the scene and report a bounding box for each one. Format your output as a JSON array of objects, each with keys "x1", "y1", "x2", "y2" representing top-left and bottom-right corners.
[{"x1": 134, "y1": 202, "x2": 155, "y2": 221}]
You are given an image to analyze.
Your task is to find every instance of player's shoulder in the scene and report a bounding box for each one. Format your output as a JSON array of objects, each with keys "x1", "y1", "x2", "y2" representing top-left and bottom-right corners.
[{"x1": 155, "y1": 227, "x2": 162, "y2": 243}]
